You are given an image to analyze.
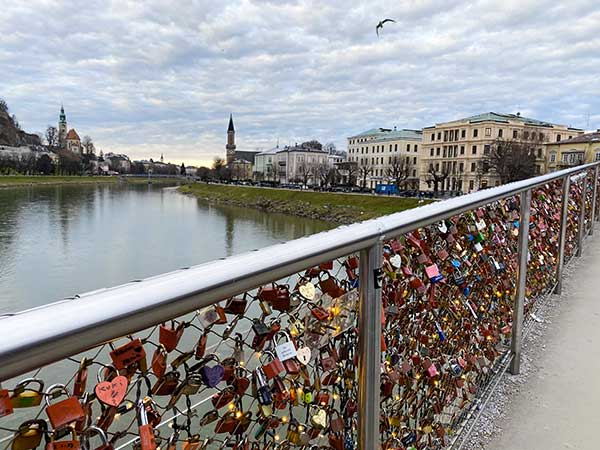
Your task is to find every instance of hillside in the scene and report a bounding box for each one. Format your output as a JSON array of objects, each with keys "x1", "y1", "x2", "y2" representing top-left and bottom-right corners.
[{"x1": 0, "y1": 109, "x2": 42, "y2": 147}]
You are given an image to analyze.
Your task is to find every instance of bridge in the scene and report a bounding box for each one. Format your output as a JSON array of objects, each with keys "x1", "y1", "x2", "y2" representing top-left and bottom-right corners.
[{"x1": 0, "y1": 163, "x2": 598, "y2": 450}]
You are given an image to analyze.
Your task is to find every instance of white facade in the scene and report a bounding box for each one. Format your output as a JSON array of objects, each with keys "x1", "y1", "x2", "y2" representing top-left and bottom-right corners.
[{"x1": 254, "y1": 145, "x2": 329, "y2": 185}]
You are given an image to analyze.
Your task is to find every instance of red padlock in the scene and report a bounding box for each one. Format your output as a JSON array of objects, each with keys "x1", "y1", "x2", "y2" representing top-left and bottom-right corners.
[
  {"x1": 159, "y1": 321, "x2": 184, "y2": 353},
  {"x1": 46, "y1": 429, "x2": 80, "y2": 450},
  {"x1": 0, "y1": 387, "x2": 13, "y2": 417},
  {"x1": 45, "y1": 385, "x2": 86, "y2": 429},
  {"x1": 73, "y1": 359, "x2": 89, "y2": 397},
  {"x1": 260, "y1": 352, "x2": 284, "y2": 380},
  {"x1": 109, "y1": 339, "x2": 146, "y2": 370},
  {"x1": 137, "y1": 401, "x2": 156, "y2": 450}
]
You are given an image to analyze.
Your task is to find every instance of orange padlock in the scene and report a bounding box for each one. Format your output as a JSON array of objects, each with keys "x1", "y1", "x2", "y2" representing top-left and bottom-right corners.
[
  {"x1": 45, "y1": 385, "x2": 86, "y2": 430},
  {"x1": 137, "y1": 401, "x2": 156, "y2": 450},
  {"x1": 109, "y1": 339, "x2": 146, "y2": 370},
  {"x1": 0, "y1": 386, "x2": 13, "y2": 417},
  {"x1": 46, "y1": 428, "x2": 80, "y2": 450},
  {"x1": 159, "y1": 321, "x2": 184, "y2": 353}
]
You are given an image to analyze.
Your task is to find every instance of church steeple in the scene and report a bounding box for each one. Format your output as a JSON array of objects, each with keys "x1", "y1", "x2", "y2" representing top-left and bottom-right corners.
[
  {"x1": 58, "y1": 105, "x2": 68, "y2": 149},
  {"x1": 226, "y1": 114, "x2": 236, "y2": 166}
]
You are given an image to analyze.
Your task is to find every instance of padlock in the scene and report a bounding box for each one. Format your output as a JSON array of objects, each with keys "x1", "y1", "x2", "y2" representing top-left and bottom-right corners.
[
  {"x1": 81, "y1": 426, "x2": 113, "y2": 450},
  {"x1": 194, "y1": 330, "x2": 208, "y2": 360},
  {"x1": 181, "y1": 436, "x2": 201, "y2": 450},
  {"x1": 254, "y1": 367, "x2": 272, "y2": 406},
  {"x1": 10, "y1": 378, "x2": 44, "y2": 408},
  {"x1": 151, "y1": 345, "x2": 168, "y2": 378},
  {"x1": 272, "y1": 331, "x2": 297, "y2": 362},
  {"x1": 251, "y1": 319, "x2": 270, "y2": 350},
  {"x1": 73, "y1": 359, "x2": 89, "y2": 397},
  {"x1": 166, "y1": 373, "x2": 203, "y2": 408},
  {"x1": 197, "y1": 354, "x2": 224, "y2": 388},
  {"x1": 286, "y1": 418, "x2": 301, "y2": 444},
  {"x1": 109, "y1": 339, "x2": 146, "y2": 370},
  {"x1": 271, "y1": 285, "x2": 291, "y2": 312},
  {"x1": 0, "y1": 384, "x2": 14, "y2": 417},
  {"x1": 46, "y1": 428, "x2": 80, "y2": 450},
  {"x1": 224, "y1": 294, "x2": 247, "y2": 315},
  {"x1": 260, "y1": 351, "x2": 284, "y2": 379},
  {"x1": 159, "y1": 321, "x2": 185, "y2": 353},
  {"x1": 136, "y1": 401, "x2": 156, "y2": 450},
  {"x1": 151, "y1": 371, "x2": 180, "y2": 396},
  {"x1": 45, "y1": 384, "x2": 86, "y2": 430},
  {"x1": 11, "y1": 420, "x2": 48, "y2": 450}
]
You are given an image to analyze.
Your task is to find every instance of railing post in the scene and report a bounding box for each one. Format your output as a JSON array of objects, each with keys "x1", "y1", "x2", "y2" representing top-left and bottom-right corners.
[
  {"x1": 555, "y1": 176, "x2": 570, "y2": 295},
  {"x1": 576, "y1": 173, "x2": 588, "y2": 257},
  {"x1": 590, "y1": 166, "x2": 599, "y2": 233},
  {"x1": 509, "y1": 189, "x2": 531, "y2": 375},
  {"x1": 358, "y1": 240, "x2": 383, "y2": 450}
]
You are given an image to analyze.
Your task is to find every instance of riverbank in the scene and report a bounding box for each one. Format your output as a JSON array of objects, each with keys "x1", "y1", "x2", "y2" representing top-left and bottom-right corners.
[
  {"x1": 179, "y1": 183, "x2": 427, "y2": 224},
  {"x1": 0, "y1": 175, "x2": 185, "y2": 188}
]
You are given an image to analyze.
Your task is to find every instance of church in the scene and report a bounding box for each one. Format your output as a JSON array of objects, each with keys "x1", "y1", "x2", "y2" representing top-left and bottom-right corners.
[
  {"x1": 226, "y1": 114, "x2": 259, "y2": 180},
  {"x1": 58, "y1": 106, "x2": 82, "y2": 153}
]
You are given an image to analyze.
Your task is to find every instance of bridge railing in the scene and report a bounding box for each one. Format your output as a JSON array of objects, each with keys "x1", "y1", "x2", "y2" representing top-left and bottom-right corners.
[{"x1": 0, "y1": 162, "x2": 598, "y2": 450}]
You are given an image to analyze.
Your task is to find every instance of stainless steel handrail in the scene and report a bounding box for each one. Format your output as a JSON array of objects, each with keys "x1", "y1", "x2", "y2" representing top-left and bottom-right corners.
[{"x1": 0, "y1": 162, "x2": 597, "y2": 382}]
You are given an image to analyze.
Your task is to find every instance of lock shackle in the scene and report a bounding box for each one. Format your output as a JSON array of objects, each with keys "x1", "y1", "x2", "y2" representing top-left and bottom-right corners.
[
  {"x1": 44, "y1": 383, "x2": 70, "y2": 406},
  {"x1": 271, "y1": 330, "x2": 292, "y2": 346},
  {"x1": 134, "y1": 374, "x2": 152, "y2": 402},
  {"x1": 259, "y1": 350, "x2": 277, "y2": 365},
  {"x1": 96, "y1": 364, "x2": 118, "y2": 383},
  {"x1": 12, "y1": 377, "x2": 45, "y2": 394},
  {"x1": 80, "y1": 426, "x2": 109, "y2": 450},
  {"x1": 15, "y1": 419, "x2": 48, "y2": 435}
]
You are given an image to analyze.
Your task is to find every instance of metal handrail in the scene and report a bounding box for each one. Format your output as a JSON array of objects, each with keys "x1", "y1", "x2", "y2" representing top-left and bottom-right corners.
[{"x1": 0, "y1": 162, "x2": 597, "y2": 382}]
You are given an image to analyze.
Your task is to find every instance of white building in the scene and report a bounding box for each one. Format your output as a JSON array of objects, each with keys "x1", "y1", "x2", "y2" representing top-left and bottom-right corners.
[{"x1": 253, "y1": 144, "x2": 329, "y2": 185}]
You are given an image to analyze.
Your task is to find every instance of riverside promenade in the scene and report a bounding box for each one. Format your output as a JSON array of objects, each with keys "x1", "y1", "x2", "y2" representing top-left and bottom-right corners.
[{"x1": 487, "y1": 226, "x2": 600, "y2": 450}]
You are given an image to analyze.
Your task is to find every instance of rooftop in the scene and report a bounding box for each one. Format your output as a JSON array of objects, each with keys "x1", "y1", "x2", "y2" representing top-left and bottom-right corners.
[
  {"x1": 553, "y1": 131, "x2": 600, "y2": 145},
  {"x1": 65, "y1": 129, "x2": 80, "y2": 140},
  {"x1": 431, "y1": 112, "x2": 582, "y2": 130},
  {"x1": 349, "y1": 128, "x2": 423, "y2": 141}
]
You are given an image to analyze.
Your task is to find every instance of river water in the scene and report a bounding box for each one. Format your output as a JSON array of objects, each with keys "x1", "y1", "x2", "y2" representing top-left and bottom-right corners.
[{"x1": 0, "y1": 183, "x2": 331, "y2": 314}]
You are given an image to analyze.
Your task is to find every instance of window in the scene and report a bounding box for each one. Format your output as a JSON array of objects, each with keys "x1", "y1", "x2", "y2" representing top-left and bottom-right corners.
[
  {"x1": 443, "y1": 131, "x2": 448, "y2": 142},
  {"x1": 531, "y1": 132, "x2": 536, "y2": 141},
  {"x1": 414, "y1": 145, "x2": 418, "y2": 152},
  {"x1": 407, "y1": 144, "x2": 410, "y2": 151},
  {"x1": 481, "y1": 180, "x2": 488, "y2": 188},
  {"x1": 436, "y1": 148, "x2": 440, "y2": 156},
  {"x1": 485, "y1": 128, "x2": 491, "y2": 136},
  {"x1": 513, "y1": 130, "x2": 518, "y2": 139},
  {"x1": 412, "y1": 169, "x2": 416, "y2": 177},
  {"x1": 595, "y1": 152, "x2": 600, "y2": 162},
  {"x1": 471, "y1": 162, "x2": 476, "y2": 172},
  {"x1": 562, "y1": 154, "x2": 569, "y2": 163},
  {"x1": 523, "y1": 131, "x2": 529, "y2": 140},
  {"x1": 550, "y1": 153, "x2": 556, "y2": 163},
  {"x1": 459, "y1": 162, "x2": 464, "y2": 173},
  {"x1": 388, "y1": 156, "x2": 392, "y2": 164},
  {"x1": 472, "y1": 145, "x2": 477, "y2": 155},
  {"x1": 537, "y1": 148, "x2": 542, "y2": 158},
  {"x1": 469, "y1": 180, "x2": 474, "y2": 190},
  {"x1": 460, "y1": 146, "x2": 465, "y2": 155},
  {"x1": 557, "y1": 134, "x2": 561, "y2": 142},
  {"x1": 461, "y1": 129, "x2": 466, "y2": 138},
  {"x1": 484, "y1": 145, "x2": 490, "y2": 155},
  {"x1": 498, "y1": 129, "x2": 503, "y2": 138},
  {"x1": 413, "y1": 157, "x2": 417, "y2": 164},
  {"x1": 371, "y1": 157, "x2": 374, "y2": 164},
  {"x1": 431, "y1": 134, "x2": 435, "y2": 141},
  {"x1": 394, "y1": 144, "x2": 398, "y2": 152},
  {"x1": 437, "y1": 132, "x2": 442, "y2": 140},
  {"x1": 443, "y1": 147, "x2": 447, "y2": 158},
  {"x1": 473, "y1": 129, "x2": 478, "y2": 138},
  {"x1": 435, "y1": 163, "x2": 439, "y2": 171},
  {"x1": 536, "y1": 165, "x2": 541, "y2": 174},
  {"x1": 430, "y1": 148, "x2": 434, "y2": 156},
  {"x1": 389, "y1": 144, "x2": 392, "y2": 151}
]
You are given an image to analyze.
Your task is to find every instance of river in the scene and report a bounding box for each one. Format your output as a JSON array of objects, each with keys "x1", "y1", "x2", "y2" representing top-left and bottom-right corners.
[{"x1": 0, "y1": 183, "x2": 332, "y2": 314}]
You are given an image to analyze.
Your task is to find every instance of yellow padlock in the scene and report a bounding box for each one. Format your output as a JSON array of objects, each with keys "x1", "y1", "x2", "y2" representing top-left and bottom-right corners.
[
  {"x1": 11, "y1": 420, "x2": 47, "y2": 450},
  {"x1": 10, "y1": 379, "x2": 44, "y2": 409}
]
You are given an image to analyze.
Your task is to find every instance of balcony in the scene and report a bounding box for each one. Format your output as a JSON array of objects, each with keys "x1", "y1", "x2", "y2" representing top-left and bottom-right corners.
[{"x1": 0, "y1": 164, "x2": 598, "y2": 450}]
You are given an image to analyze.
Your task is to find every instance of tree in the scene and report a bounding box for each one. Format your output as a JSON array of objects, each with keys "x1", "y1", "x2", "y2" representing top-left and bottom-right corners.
[
  {"x1": 82, "y1": 136, "x2": 95, "y2": 155},
  {"x1": 57, "y1": 149, "x2": 83, "y2": 175},
  {"x1": 297, "y1": 162, "x2": 313, "y2": 186},
  {"x1": 212, "y1": 157, "x2": 226, "y2": 179},
  {"x1": 35, "y1": 154, "x2": 54, "y2": 175},
  {"x1": 0, "y1": 98, "x2": 8, "y2": 113},
  {"x1": 482, "y1": 137, "x2": 538, "y2": 184},
  {"x1": 426, "y1": 164, "x2": 450, "y2": 193},
  {"x1": 180, "y1": 163, "x2": 186, "y2": 176},
  {"x1": 358, "y1": 163, "x2": 372, "y2": 189},
  {"x1": 130, "y1": 161, "x2": 146, "y2": 174},
  {"x1": 196, "y1": 166, "x2": 211, "y2": 180},
  {"x1": 300, "y1": 140, "x2": 323, "y2": 150},
  {"x1": 386, "y1": 156, "x2": 412, "y2": 189},
  {"x1": 45, "y1": 126, "x2": 59, "y2": 151}
]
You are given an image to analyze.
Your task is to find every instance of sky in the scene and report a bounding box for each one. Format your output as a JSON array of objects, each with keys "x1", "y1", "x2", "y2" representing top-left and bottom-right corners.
[{"x1": 1, "y1": 0, "x2": 599, "y2": 167}]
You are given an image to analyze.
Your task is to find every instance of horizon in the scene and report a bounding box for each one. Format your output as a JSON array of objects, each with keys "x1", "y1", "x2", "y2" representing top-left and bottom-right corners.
[{"x1": 1, "y1": 0, "x2": 599, "y2": 166}]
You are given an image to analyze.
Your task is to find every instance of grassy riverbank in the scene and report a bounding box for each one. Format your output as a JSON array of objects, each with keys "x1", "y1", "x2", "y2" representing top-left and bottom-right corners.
[
  {"x1": 0, "y1": 175, "x2": 185, "y2": 188},
  {"x1": 179, "y1": 183, "x2": 427, "y2": 223}
]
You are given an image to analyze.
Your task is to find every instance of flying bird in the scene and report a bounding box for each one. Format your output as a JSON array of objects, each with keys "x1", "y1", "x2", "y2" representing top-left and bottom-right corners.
[{"x1": 376, "y1": 18, "x2": 396, "y2": 36}]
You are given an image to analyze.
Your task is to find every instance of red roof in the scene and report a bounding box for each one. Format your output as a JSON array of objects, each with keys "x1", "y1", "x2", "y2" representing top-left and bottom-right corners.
[{"x1": 66, "y1": 129, "x2": 80, "y2": 141}]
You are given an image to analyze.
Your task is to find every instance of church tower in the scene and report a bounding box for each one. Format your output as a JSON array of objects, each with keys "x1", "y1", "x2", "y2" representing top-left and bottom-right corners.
[
  {"x1": 226, "y1": 114, "x2": 236, "y2": 166},
  {"x1": 58, "y1": 105, "x2": 67, "y2": 149}
]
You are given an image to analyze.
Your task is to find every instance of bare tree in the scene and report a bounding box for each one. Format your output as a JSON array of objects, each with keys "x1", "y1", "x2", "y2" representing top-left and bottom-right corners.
[
  {"x1": 45, "y1": 126, "x2": 58, "y2": 151},
  {"x1": 0, "y1": 98, "x2": 8, "y2": 113},
  {"x1": 212, "y1": 156, "x2": 226, "y2": 179},
  {"x1": 482, "y1": 137, "x2": 538, "y2": 184},
  {"x1": 386, "y1": 156, "x2": 412, "y2": 190},
  {"x1": 427, "y1": 164, "x2": 450, "y2": 193},
  {"x1": 82, "y1": 136, "x2": 95, "y2": 155},
  {"x1": 358, "y1": 162, "x2": 372, "y2": 189},
  {"x1": 297, "y1": 162, "x2": 313, "y2": 186}
]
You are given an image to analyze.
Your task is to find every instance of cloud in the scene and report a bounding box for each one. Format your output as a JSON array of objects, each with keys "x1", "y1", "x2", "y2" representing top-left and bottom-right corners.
[{"x1": 0, "y1": 0, "x2": 598, "y2": 166}]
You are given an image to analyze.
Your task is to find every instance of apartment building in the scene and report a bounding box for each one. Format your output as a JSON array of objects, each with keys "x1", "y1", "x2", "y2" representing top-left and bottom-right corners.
[
  {"x1": 546, "y1": 131, "x2": 600, "y2": 172},
  {"x1": 347, "y1": 127, "x2": 422, "y2": 189},
  {"x1": 420, "y1": 112, "x2": 583, "y2": 193},
  {"x1": 254, "y1": 144, "x2": 329, "y2": 185}
]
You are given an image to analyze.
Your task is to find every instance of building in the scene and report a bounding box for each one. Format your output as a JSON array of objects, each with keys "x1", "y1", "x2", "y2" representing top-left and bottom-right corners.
[
  {"x1": 58, "y1": 106, "x2": 85, "y2": 154},
  {"x1": 420, "y1": 112, "x2": 584, "y2": 193},
  {"x1": 224, "y1": 115, "x2": 260, "y2": 180},
  {"x1": 347, "y1": 127, "x2": 422, "y2": 190},
  {"x1": 546, "y1": 131, "x2": 600, "y2": 171},
  {"x1": 104, "y1": 152, "x2": 131, "y2": 173},
  {"x1": 253, "y1": 144, "x2": 329, "y2": 185},
  {"x1": 254, "y1": 146, "x2": 279, "y2": 181}
]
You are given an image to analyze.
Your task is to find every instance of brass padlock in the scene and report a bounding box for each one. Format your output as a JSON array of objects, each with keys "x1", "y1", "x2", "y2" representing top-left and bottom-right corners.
[
  {"x1": 10, "y1": 379, "x2": 44, "y2": 408},
  {"x1": 11, "y1": 420, "x2": 48, "y2": 450}
]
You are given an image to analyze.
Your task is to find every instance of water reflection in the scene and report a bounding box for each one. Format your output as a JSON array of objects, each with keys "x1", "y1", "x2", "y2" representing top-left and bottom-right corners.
[{"x1": 0, "y1": 184, "x2": 331, "y2": 314}]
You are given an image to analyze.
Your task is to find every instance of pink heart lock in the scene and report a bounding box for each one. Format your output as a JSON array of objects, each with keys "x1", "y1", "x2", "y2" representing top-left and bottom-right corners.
[{"x1": 427, "y1": 363, "x2": 439, "y2": 378}]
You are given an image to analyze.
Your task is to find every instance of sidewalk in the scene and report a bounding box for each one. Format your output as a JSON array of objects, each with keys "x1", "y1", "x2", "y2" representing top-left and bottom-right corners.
[{"x1": 486, "y1": 232, "x2": 600, "y2": 450}]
